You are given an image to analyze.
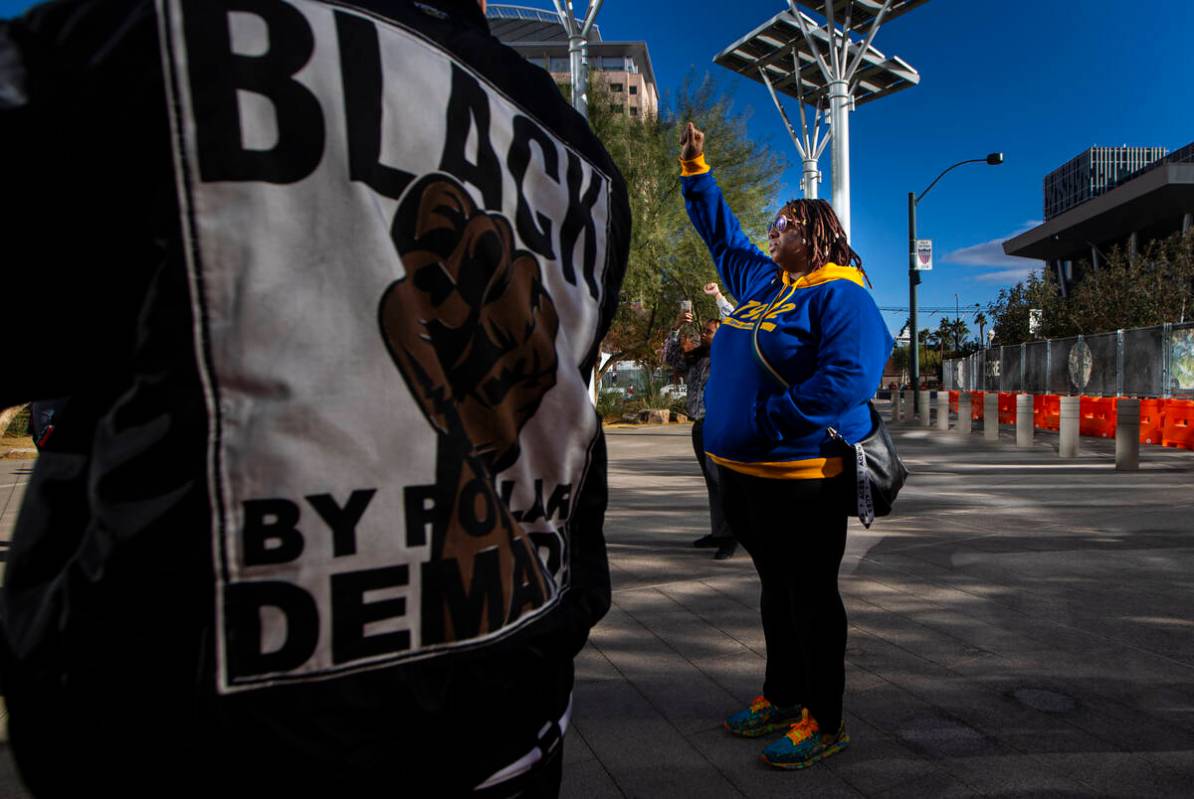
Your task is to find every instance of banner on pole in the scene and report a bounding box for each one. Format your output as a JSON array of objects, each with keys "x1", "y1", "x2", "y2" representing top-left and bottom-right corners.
[{"x1": 914, "y1": 239, "x2": 933, "y2": 271}]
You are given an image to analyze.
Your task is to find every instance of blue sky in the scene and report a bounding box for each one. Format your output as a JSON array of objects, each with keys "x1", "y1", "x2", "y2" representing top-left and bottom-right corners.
[
  {"x1": 5, "y1": 0, "x2": 1192, "y2": 336},
  {"x1": 588, "y1": 0, "x2": 1194, "y2": 336}
]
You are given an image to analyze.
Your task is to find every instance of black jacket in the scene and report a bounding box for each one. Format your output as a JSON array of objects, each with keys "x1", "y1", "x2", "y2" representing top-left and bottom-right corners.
[{"x1": 0, "y1": 1, "x2": 629, "y2": 794}]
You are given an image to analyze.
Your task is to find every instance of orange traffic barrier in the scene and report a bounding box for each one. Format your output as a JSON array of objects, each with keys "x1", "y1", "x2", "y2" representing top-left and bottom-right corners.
[
  {"x1": 1161, "y1": 399, "x2": 1194, "y2": 450},
  {"x1": 949, "y1": 390, "x2": 959, "y2": 415},
  {"x1": 997, "y1": 392, "x2": 1016, "y2": 424},
  {"x1": 970, "y1": 391, "x2": 984, "y2": 420},
  {"x1": 1139, "y1": 399, "x2": 1166, "y2": 445},
  {"x1": 1098, "y1": 397, "x2": 1118, "y2": 438},
  {"x1": 1033, "y1": 394, "x2": 1060, "y2": 431},
  {"x1": 1079, "y1": 396, "x2": 1116, "y2": 438}
]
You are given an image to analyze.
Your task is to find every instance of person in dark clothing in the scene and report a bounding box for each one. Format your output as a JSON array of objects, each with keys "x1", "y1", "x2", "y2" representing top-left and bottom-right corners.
[
  {"x1": 663, "y1": 311, "x2": 736, "y2": 559},
  {"x1": 678, "y1": 121, "x2": 891, "y2": 770},
  {"x1": 25, "y1": 398, "x2": 66, "y2": 449},
  {"x1": 0, "y1": 1, "x2": 629, "y2": 795}
]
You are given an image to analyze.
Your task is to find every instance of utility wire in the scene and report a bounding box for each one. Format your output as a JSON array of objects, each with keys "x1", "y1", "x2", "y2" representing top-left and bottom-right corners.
[{"x1": 879, "y1": 306, "x2": 986, "y2": 315}]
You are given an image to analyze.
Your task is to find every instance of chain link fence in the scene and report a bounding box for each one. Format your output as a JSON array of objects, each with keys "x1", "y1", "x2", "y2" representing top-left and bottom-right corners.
[{"x1": 944, "y1": 322, "x2": 1194, "y2": 397}]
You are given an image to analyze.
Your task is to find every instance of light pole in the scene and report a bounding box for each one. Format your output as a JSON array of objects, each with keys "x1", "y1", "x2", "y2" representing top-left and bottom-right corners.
[
  {"x1": 908, "y1": 152, "x2": 1003, "y2": 411},
  {"x1": 954, "y1": 293, "x2": 960, "y2": 353}
]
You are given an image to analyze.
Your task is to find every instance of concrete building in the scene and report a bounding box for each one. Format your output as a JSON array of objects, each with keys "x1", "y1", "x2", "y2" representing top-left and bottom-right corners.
[
  {"x1": 1043, "y1": 146, "x2": 1168, "y2": 221},
  {"x1": 486, "y1": 4, "x2": 659, "y2": 118},
  {"x1": 1004, "y1": 142, "x2": 1194, "y2": 296}
]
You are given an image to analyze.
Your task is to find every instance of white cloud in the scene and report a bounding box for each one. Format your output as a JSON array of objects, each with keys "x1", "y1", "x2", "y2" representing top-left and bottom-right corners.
[
  {"x1": 973, "y1": 266, "x2": 1041, "y2": 283},
  {"x1": 941, "y1": 221, "x2": 1045, "y2": 283}
]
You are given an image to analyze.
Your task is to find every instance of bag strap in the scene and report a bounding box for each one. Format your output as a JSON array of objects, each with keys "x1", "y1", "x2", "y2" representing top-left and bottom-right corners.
[
  {"x1": 752, "y1": 279, "x2": 874, "y2": 528},
  {"x1": 751, "y1": 280, "x2": 791, "y2": 390},
  {"x1": 828, "y1": 425, "x2": 874, "y2": 529},
  {"x1": 853, "y1": 441, "x2": 874, "y2": 528}
]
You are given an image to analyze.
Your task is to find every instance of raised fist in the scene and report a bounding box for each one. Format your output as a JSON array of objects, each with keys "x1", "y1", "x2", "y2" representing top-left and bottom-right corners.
[
  {"x1": 680, "y1": 121, "x2": 704, "y2": 161},
  {"x1": 379, "y1": 173, "x2": 559, "y2": 643},
  {"x1": 380, "y1": 174, "x2": 560, "y2": 474}
]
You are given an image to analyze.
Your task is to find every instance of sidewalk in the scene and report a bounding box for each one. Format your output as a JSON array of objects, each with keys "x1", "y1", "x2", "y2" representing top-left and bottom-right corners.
[
  {"x1": 563, "y1": 409, "x2": 1194, "y2": 797},
  {"x1": 0, "y1": 460, "x2": 31, "y2": 796},
  {"x1": 1, "y1": 415, "x2": 1193, "y2": 796}
]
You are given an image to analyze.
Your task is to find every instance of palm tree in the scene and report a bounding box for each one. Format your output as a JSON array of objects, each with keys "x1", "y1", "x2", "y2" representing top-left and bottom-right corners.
[
  {"x1": 948, "y1": 318, "x2": 970, "y2": 354},
  {"x1": 935, "y1": 317, "x2": 952, "y2": 359},
  {"x1": 974, "y1": 310, "x2": 988, "y2": 347}
]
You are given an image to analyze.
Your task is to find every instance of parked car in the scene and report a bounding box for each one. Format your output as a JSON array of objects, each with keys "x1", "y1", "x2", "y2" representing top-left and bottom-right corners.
[{"x1": 660, "y1": 384, "x2": 688, "y2": 400}]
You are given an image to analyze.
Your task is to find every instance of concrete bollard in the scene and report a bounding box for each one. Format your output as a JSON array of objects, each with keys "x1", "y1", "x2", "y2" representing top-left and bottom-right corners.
[
  {"x1": 919, "y1": 390, "x2": 932, "y2": 427},
  {"x1": 936, "y1": 393, "x2": 950, "y2": 431},
  {"x1": 1059, "y1": 396, "x2": 1080, "y2": 457},
  {"x1": 1116, "y1": 398, "x2": 1141, "y2": 471},
  {"x1": 957, "y1": 393, "x2": 972, "y2": 435},
  {"x1": 984, "y1": 392, "x2": 1000, "y2": 441},
  {"x1": 901, "y1": 390, "x2": 911, "y2": 422},
  {"x1": 1016, "y1": 394, "x2": 1034, "y2": 447},
  {"x1": 892, "y1": 389, "x2": 903, "y2": 423}
]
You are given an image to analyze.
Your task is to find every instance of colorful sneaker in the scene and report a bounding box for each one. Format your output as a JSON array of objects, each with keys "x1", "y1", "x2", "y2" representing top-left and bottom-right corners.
[
  {"x1": 723, "y1": 695, "x2": 803, "y2": 738},
  {"x1": 760, "y1": 708, "x2": 850, "y2": 769}
]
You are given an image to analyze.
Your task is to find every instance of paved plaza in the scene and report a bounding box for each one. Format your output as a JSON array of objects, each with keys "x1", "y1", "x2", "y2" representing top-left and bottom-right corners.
[
  {"x1": 1, "y1": 406, "x2": 1193, "y2": 796},
  {"x1": 565, "y1": 410, "x2": 1194, "y2": 798}
]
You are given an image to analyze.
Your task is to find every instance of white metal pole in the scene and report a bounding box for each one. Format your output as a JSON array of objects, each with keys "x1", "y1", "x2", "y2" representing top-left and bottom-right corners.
[
  {"x1": 554, "y1": 0, "x2": 604, "y2": 119},
  {"x1": 803, "y1": 158, "x2": 821, "y2": 199},
  {"x1": 828, "y1": 78, "x2": 851, "y2": 238},
  {"x1": 568, "y1": 36, "x2": 586, "y2": 116}
]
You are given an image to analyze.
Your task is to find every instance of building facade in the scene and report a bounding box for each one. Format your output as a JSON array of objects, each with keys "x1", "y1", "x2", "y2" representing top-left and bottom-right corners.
[
  {"x1": 1043, "y1": 146, "x2": 1168, "y2": 220},
  {"x1": 486, "y1": 4, "x2": 659, "y2": 118},
  {"x1": 1005, "y1": 141, "x2": 1194, "y2": 296}
]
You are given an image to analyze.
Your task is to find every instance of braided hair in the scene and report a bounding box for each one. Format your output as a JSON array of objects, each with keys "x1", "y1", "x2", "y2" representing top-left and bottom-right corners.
[{"x1": 778, "y1": 198, "x2": 870, "y2": 286}]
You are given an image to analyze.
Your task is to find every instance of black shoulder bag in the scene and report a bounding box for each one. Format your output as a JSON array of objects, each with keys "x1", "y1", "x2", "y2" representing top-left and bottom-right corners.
[
  {"x1": 827, "y1": 403, "x2": 908, "y2": 528},
  {"x1": 751, "y1": 296, "x2": 907, "y2": 528}
]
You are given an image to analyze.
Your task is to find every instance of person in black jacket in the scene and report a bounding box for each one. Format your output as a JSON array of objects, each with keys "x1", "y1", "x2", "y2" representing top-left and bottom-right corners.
[{"x1": 0, "y1": 1, "x2": 629, "y2": 795}]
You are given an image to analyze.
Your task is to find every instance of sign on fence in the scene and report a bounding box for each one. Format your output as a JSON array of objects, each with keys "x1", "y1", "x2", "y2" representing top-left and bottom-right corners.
[{"x1": 1173, "y1": 328, "x2": 1194, "y2": 391}]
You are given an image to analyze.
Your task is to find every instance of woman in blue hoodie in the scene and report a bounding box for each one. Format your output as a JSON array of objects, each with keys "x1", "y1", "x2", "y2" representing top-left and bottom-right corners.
[{"x1": 679, "y1": 122, "x2": 893, "y2": 770}]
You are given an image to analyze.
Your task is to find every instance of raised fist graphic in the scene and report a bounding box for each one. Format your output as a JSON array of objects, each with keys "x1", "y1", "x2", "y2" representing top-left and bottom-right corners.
[{"x1": 380, "y1": 173, "x2": 560, "y2": 644}]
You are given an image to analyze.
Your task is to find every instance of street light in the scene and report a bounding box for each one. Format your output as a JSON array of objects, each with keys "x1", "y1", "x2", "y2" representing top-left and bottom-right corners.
[{"x1": 908, "y1": 152, "x2": 1003, "y2": 412}]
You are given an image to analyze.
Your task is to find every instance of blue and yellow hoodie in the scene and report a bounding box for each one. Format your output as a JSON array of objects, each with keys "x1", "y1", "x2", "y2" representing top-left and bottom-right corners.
[{"x1": 681, "y1": 156, "x2": 894, "y2": 479}]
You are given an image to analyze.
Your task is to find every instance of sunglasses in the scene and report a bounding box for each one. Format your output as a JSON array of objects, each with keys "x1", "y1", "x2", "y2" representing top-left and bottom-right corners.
[{"x1": 768, "y1": 214, "x2": 796, "y2": 234}]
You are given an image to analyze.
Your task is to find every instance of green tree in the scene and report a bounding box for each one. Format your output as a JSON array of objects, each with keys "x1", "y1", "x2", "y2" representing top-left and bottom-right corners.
[
  {"x1": 973, "y1": 308, "x2": 988, "y2": 346},
  {"x1": 985, "y1": 269, "x2": 1062, "y2": 345},
  {"x1": 1056, "y1": 232, "x2": 1194, "y2": 334},
  {"x1": 948, "y1": 317, "x2": 970, "y2": 354},
  {"x1": 914, "y1": 328, "x2": 940, "y2": 386},
  {"x1": 587, "y1": 75, "x2": 786, "y2": 376},
  {"x1": 933, "y1": 317, "x2": 951, "y2": 362},
  {"x1": 985, "y1": 230, "x2": 1194, "y2": 343}
]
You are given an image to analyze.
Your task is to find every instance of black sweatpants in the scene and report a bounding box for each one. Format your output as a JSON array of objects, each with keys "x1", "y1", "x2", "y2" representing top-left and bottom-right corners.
[{"x1": 719, "y1": 468, "x2": 849, "y2": 731}]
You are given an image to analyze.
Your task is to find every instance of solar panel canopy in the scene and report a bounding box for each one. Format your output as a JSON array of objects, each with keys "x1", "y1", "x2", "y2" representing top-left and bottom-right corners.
[
  {"x1": 798, "y1": 0, "x2": 929, "y2": 28},
  {"x1": 714, "y1": 4, "x2": 920, "y2": 107}
]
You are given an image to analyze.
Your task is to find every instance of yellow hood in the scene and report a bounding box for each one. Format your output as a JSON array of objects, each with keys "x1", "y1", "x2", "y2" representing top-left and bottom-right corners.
[{"x1": 781, "y1": 263, "x2": 866, "y2": 289}]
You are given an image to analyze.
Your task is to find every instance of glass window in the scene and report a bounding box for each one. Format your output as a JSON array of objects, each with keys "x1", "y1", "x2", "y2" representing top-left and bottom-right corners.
[
  {"x1": 629, "y1": 106, "x2": 640, "y2": 117},
  {"x1": 602, "y1": 56, "x2": 625, "y2": 70},
  {"x1": 610, "y1": 103, "x2": 624, "y2": 113},
  {"x1": 611, "y1": 83, "x2": 623, "y2": 92},
  {"x1": 629, "y1": 85, "x2": 638, "y2": 95},
  {"x1": 549, "y1": 57, "x2": 570, "y2": 72}
]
